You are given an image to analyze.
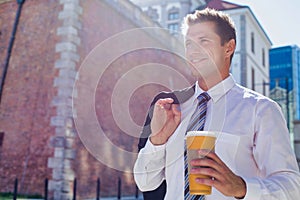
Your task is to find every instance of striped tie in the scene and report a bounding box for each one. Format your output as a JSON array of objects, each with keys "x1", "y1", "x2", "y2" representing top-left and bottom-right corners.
[{"x1": 184, "y1": 92, "x2": 211, "y2": 200}]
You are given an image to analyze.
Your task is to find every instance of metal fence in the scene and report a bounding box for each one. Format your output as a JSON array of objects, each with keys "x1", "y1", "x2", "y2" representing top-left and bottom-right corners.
[{"x1": 10, "y1": 177, "x2": 141, "y2": 200}]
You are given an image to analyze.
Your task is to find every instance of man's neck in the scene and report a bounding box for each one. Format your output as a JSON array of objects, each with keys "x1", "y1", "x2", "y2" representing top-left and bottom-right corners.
[{"x1": 197, "y1": 73, "x2": 230, "y2": 91}]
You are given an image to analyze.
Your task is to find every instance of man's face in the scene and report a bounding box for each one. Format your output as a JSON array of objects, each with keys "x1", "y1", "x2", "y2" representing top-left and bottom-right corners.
[{"x1": 185, "y1": 21, "x2": 228, "y2": 80}]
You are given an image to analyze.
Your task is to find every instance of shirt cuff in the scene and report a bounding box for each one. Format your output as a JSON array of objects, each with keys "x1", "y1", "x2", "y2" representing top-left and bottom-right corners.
[
  {"x1": 242, "y1": 177, "x2": 262, "y2": 200},
  {"x1": 135, "y1": 139, "x2": 166, "y2": 174},
  {"x1": 140, "y1": 138, "x2": 166, "y2": 158}
]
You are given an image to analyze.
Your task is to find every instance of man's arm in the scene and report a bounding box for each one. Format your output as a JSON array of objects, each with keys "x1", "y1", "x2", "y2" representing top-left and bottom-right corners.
[
  {"x1": 243, "y1": 100, "x2": 300, "y2": 199},
  {"x1": 134, "y1": 139, "x2": 167, "y2": 191},
  {"x1": 134, "y1": 97, "x2": 181, "y2": 192}
]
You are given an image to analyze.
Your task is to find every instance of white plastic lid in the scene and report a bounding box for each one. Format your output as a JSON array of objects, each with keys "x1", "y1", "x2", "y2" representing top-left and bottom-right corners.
[{"x1": 186, "y1": 131, "x2": 217, "y2": 138}]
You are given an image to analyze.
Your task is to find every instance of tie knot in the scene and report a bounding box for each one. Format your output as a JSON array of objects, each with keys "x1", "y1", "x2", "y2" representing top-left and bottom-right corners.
[{"x1": 197, "y1": 92, "x2": 210, "y2": 102}]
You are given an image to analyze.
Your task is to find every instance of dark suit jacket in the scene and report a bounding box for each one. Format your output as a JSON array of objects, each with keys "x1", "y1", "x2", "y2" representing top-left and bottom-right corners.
[{"x1": 137, "y1": 85, "x2": 195, "y2": 200}]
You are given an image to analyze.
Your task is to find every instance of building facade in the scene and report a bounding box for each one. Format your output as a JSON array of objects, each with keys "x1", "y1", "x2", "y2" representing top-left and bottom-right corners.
[
  {"x1": 269, "y1": 45, "x2": 300, "y2": 132},
  {"x1": 0, "y1": 0, "x2": 192, "y2": 199},
  {"x1": 130, "y1": 0, "x2": 206, "y2": 35},
  {"x1": 131, "y1": 0, "x2": 272, "y2": 95},
  {"x1": 224, "y1": 6, "x2": 271, "y2": 96}
]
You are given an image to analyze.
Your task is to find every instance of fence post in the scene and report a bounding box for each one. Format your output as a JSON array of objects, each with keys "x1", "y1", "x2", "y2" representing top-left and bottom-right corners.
[
  {"x1": 44, "y1": 178, "x2": 48, "y2": 200},
  {"x1": 73, "y1": 178, "x2": 77, "y2": 200},
  {"x1": 117, "y1": 177, "x2": 121, "y2": 199},
  {"x1": 13, "y1": 178, "x2": 18, "y2": 200},
  {"x1": 135, "y1": 184, "x2": 139, "y2": 199},
  {"x1": 96, "y1": 178, "x2": 100, "y2": 200}
]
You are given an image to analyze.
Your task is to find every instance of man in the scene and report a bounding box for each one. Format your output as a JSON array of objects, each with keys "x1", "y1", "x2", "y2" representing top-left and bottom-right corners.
[{"x1": 134, "y1": 8, "x2": 300, "y2": 200}]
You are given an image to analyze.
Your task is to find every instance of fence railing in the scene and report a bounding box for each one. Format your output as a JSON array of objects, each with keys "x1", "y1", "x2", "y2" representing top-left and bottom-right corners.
[{"x1": 10, "y1": 177, "x2": 140, "y2": 200}]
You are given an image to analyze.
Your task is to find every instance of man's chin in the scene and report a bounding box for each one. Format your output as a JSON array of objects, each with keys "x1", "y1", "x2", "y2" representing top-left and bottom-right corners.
[
  {"x1": 191, "y1": 69, "x2": 222, "y2": 82},
  {"x1": 191, "y1": 69, "x2": 211, "y2": 78}
]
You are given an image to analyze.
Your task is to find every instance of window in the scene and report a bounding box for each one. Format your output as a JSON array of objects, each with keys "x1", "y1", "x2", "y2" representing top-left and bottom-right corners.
[
  {"x1": 251, "y1": 32, "x2": 255, "y2": 53},
  {"x1": 168, "y1": 23, "x2": 179, "y2": 34},
  {"x1": 168, "y1": 6, "x2": 179, "y2": 21},
  {"x1": 251, "y1": 68, "x2": 255, "y2": 90},
  {"x1": 262, "y1": 48, "x2": 265, "y2": 67},
  {"x1": 168, "y1": 12, "x2": 179, "y2": 20},
  {"x1": 146, "y1": 6, "x2": 159, "y2": 21}
]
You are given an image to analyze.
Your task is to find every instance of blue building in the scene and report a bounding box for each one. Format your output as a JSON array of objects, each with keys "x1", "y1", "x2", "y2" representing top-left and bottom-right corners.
[{"x1": 269, "y1": 45, "x2": 300, "y2": 131}]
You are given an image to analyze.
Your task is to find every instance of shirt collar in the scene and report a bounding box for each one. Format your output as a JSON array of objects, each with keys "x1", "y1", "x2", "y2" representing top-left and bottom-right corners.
[{"x1": 194, "y1": 74, "x2": 236, "y2": 103}]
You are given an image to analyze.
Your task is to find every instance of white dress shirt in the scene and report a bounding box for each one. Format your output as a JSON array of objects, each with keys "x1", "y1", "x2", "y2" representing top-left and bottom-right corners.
[{"x1": 134, "y1": 75, "x2": 300, "y2": 200}]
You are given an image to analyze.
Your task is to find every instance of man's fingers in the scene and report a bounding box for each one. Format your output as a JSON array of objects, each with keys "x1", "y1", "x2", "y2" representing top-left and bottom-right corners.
[
  {"x1": 198, "y1": 149, "x2": 224, "y2": 166},
  {"x1": 171, "y1": 104, "x2": 181, "y2": 114},
  {"x1": 155, "y1": 98, "x2": 174, "y2": 110}
]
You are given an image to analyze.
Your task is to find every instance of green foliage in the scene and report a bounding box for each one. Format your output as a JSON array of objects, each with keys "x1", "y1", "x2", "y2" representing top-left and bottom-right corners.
[{"x1": 0, "y1": 192, "x2": 43, "y2": 199}]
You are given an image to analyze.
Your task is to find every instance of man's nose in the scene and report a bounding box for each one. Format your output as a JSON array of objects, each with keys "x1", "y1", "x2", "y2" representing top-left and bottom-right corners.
[
  {"x1": 187, "y1": 45, "x2": 205, "y2": 57},
  {"x1": 187, "y1": 42, "x2": 204, "y2": 53}
]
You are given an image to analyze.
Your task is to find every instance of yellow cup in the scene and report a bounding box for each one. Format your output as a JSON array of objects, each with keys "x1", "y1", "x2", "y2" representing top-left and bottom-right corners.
[{"x1": 186, "y1": 131, "x2": 216, "y2": 195}]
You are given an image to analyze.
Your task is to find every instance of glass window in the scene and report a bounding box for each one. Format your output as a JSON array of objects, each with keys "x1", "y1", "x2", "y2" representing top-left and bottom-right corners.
[
  {"x1": 168, "y1": 23, "x2": 179, "y2": 34},
  {"x1": 262, "y1": 48, "x2": 265, "y2": 67},
  {"x1": 251, "y1": 32, "x2": 255, "y2": 54},
  {"x1": 252, "y1": 68, "x2": 255, "y2": 90},
  {"x1": 262, "y1": 80, "x2": 269, "y2": 96},
  {"x1": 168, "y1": 12, "x2": 179, "y2": 20}
]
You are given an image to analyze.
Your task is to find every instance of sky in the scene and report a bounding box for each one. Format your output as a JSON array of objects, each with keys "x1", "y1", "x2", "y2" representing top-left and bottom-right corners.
[{"x1": 227, "y1": 0, "x2": 300, "y2": 48}]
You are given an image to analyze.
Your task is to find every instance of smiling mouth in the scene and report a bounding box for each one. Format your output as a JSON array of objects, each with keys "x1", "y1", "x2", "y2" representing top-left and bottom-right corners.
[{"x1": 190, "y1": 57, "x2": 207, "y2": 64}]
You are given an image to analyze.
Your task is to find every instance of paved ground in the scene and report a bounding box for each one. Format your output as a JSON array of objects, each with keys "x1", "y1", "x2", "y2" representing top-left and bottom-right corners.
[
  {"x1": 16, "y1": 195, "x2": 144, "y2": 200},
  {"x1": 16, "y1": 196, "x2": 143, "y2": 200},
  {"x1": 86, "y1": 195, "x2": 143, "y2": 200}
]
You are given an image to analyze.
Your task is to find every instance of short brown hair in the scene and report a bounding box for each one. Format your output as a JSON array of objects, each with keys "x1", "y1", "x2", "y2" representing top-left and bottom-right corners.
[{"x1": 182, "y1": 8, "x2": 236, "y2": 46}]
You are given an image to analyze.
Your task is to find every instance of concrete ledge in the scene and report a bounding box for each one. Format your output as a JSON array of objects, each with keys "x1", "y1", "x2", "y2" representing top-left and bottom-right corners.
[
  {"x1": 60, "y1": 0, "x2": 80, "y2": 5},
  {"x1": 54, "y1": 59, "x2": 76, "y2": 70},
  {"x1": 57, "y1": 26, "x2": 78, "y2": 36},
  {"x1": 56, "y1": 106, "x2": 74, "y2": 118},
  {"x1": 48, "y1": 157, "x2": 64, "y2": 168},
  {"x1": 48, "y1": 180, "x2": 63, "y2": 191},
  {"x1": 65, "y1": 148, "x2": 76, "y2": 159},
  {"x1": 49, "y1": 0, "x2": 82, "y2": 197},
  {"x1": 55, "y1": 42, "x2": 77, "y2": 52},
  {"x1": 60, "y1": 51, "x2": 80, "y2": 62},
  {"x1": 51, "y1": 96, "x2": 72, "y2": 108},
  {"x1": 59, "y1": 10, "x2": 80, "y2": 20},
  {"x1": 65, "y1": 129, "x2": 77, "y2": 138},
  {"x1": 49, "y1": 136, "x2": 66, "y2": 148},
  {"x1": 63, "y1": 170, "x2": 75, "y2": 181},
  {"x1": 65, "y1": 138, "x2": 74, "y2": 148},
  {"x1": 63, "y1": 2, "x2": 83, "y2": 15},
  {"x1": 61, "y1": 34, "x2": 81, "y2": 45},
  {"x1": 52, "y1": 167, "x2": 64, "y2": 179},
  {"x1": 50, "y1": 116, "x2": 66, "y2": 127},
  {"x1": 57, "y1": 87, "x2": 75, "y2": 98},
  {"x1": 63, "y1": 18, "x2": 82, "y2": 29},
  {"x1": 54, "y1": 77, "x2": 76, "y2": 88},
  {"x1": 54, "y1": 147, "x2": 65, "y2": 158}
]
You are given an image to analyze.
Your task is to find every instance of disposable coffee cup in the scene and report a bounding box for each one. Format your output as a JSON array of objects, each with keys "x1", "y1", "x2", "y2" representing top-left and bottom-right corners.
[{"x1": 185, "y1": 131, "x2": 217, "y2": 195}]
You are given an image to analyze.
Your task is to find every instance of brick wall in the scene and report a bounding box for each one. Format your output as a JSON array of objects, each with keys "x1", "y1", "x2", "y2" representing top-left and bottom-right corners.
[
  {"x1": 0, "y1": 0, "x2": 60, "y2": 194},
  {"x1": 0, "y1": 0, "x2": 194, "y2": 198}
]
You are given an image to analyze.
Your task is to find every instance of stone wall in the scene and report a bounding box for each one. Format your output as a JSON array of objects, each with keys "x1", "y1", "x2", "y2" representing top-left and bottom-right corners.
[{"x1": 47, "y1": 0, "x2": 82, "y2": 199}]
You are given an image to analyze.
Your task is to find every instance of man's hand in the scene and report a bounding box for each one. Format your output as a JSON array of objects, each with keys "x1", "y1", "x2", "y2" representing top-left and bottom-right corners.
[
  {"x1": 190, "y1": 149, "x2": 246, "y2": 199},
  {"x1": 150, "y1": 98, "x2": 181, "y2": 145}
]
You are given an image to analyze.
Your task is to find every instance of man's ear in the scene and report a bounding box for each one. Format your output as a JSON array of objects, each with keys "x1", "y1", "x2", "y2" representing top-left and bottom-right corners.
[{"x1": 225, "y1": 39, "x2": 236, "y2": 58}]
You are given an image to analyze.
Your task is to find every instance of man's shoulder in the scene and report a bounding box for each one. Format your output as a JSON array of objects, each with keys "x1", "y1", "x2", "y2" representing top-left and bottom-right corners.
[{"x1": 232, "y1": 83, "x2": 276, "y2": 105}]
